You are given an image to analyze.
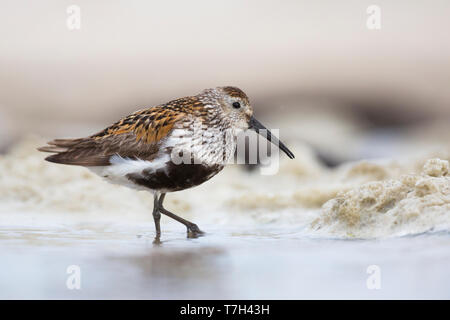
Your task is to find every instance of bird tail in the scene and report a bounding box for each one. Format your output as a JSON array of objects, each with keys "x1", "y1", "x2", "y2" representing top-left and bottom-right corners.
[
  {"x1": 38, "y1": 138, "x2": 83, "y2": 153},
  {"x1": 38, "y1": 138, "x2": 84, "y2": 164}
]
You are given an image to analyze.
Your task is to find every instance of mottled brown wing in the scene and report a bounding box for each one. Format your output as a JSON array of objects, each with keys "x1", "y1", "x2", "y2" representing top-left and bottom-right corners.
[
  {"x1": 91, "y1": 105, "x2": 185, "y2": 143},
  {"x1": 38, "y1": 105, "x2": 186, "y2": 166}
]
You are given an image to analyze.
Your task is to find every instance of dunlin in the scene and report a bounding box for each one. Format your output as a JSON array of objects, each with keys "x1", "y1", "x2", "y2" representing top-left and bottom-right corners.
[{"x1": 39, "y1": 86, "x2": 294, "y2": 239}]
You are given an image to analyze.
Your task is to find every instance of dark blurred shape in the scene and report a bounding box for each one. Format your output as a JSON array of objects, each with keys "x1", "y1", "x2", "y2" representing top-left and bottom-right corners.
[{"x1": 347, "y1": 98, "x2": 433, "y2": 129}]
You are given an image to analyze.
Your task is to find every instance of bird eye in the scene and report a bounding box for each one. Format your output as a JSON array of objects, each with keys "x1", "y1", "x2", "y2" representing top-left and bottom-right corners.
[{"x1": 232, "y1": 102, "x2": 241, "y2": 109}]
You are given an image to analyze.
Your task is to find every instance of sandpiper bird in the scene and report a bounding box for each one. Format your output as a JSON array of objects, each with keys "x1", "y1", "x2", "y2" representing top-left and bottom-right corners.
[{"x1": 39, "y1": 86, "x2": 294, "y2": 238}]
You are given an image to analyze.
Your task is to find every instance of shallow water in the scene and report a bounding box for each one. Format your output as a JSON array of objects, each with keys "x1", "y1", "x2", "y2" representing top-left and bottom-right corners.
[{"x1": 1, "y1": 221, "x2": 449, "y2": 299}]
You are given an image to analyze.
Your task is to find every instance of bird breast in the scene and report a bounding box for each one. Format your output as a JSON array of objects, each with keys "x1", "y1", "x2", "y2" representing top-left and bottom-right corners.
[{"x1": 164, "y1": 124, "x2": 237, "y2": 167}]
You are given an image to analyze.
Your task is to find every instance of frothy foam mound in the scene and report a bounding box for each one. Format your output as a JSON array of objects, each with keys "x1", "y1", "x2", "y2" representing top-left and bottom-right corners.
[{"x1": 312, "y1": 159, "x2": 450, "y2": 238}]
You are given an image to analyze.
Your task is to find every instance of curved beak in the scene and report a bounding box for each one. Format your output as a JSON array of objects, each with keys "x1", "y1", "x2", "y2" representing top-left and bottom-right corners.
[{"x1": 248, "y1": 116, "x2": 295, "y2": 159}]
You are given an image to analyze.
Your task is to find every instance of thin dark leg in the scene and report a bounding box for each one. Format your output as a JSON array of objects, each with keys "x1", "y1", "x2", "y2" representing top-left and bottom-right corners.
[
  {"x1": 158, "y1": 193, "x2": 204, "y2": 236},
  {"x1": 152, "y1": 193, "x2": 161, "y2": 242}
]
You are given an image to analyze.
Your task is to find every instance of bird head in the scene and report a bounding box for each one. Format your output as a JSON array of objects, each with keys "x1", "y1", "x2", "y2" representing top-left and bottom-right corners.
[{"x1": 214, "y1": 86, "x2": 295, "y2": 159}]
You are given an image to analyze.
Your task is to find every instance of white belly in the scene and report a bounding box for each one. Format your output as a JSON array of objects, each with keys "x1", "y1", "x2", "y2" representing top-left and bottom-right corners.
[{"x1": 88, "y1": 154, "x2": 170, "y2": 192}]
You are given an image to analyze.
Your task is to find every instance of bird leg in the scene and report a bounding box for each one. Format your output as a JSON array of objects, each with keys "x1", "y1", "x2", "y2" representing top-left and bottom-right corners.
[
  {"x1": 157, "y1": 193, "x2": 204, "y2": 237},
  {"x1": 152, "y1": 193, "x2": 162, "y2": 243}
]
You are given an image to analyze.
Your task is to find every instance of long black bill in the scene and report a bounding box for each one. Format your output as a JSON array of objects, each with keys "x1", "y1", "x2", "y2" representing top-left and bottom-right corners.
[{"x1": 248, "y1": 116, "x2": 295, "y2": 159}]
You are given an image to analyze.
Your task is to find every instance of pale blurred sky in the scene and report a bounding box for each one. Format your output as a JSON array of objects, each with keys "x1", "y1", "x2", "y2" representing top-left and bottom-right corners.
[{"x1": 0, "y1": 0, "x2": 449, "y2": 143}]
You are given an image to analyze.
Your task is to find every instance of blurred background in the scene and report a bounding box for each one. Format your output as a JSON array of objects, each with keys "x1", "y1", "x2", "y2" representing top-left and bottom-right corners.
[
  {"x1": 1, "y1": 0, "x2": 449, "y2": 163},
  {"x1": 1, "y1": 1, "x2": 450, "y2": 300}
]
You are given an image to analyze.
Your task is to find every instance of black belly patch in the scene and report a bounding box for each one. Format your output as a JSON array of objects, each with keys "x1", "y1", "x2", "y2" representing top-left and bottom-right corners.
[{"x1": 126, "y1": 162, "x2": 223, "y2": 192}]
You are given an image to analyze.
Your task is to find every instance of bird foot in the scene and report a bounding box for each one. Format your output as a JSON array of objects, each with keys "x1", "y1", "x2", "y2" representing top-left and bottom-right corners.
[
  {"x1": 187, "y1": 224, "x2": 205, "y2": 238},
  {"x1": 152, "y1": 236, "x2": 162, "y2": 246}
]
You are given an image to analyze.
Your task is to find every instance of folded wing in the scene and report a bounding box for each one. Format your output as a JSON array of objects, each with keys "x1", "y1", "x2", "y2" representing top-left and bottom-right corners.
[{"x1": 38, "y1": 106, "x2": 185, "y2": 166}]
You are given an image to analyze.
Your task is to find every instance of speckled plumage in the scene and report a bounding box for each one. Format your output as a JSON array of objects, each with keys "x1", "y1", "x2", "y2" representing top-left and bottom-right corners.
[
  {"x1": 40, "y1": 87, "x2": 246, "y2": 169},
  {"x1": 39, "y1": 86, "x2": 294, "y2": 238}
]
